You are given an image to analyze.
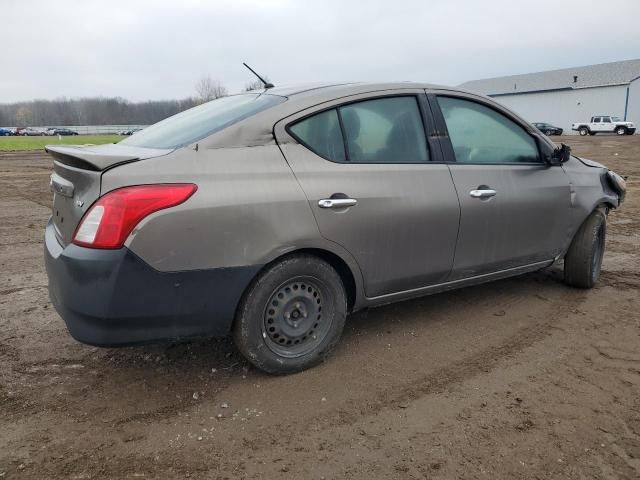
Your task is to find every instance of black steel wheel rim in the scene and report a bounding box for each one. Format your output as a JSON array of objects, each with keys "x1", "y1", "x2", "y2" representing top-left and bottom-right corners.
[
  {"x1": 591, "y1": 224, "x2": 604, "y2": 282},
  {"x1": 262, "y1": 276, "x2": 332, "y2": 358}
]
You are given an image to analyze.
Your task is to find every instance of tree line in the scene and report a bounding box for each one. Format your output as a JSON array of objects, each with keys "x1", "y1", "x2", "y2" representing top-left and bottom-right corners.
[
  {"x1": 0, "y1": 97, "x2": 203, "y2": 127},
  {"x1": 0, "y1": 74, "x2": 271, "y2": 127}
]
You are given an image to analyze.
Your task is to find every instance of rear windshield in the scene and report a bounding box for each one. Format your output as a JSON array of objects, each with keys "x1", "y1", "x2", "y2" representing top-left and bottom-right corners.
[{"x1": 119, "y1": 94, "x2": 286, "y2": 149}]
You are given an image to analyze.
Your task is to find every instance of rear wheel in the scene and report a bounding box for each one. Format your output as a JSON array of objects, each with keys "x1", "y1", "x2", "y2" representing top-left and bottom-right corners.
[
  {"x1": 616, "y1": 126, "x2": 627, "y2": 135},
  {"x1": 579, "y1": 127, "x2": 589, "y2": 136},
  {"x1": 233, "y1": 254, "x2": 347, "y2": 374},
  {"x1": 564, "y1": 210, "x2": 606, "y2": 289}
]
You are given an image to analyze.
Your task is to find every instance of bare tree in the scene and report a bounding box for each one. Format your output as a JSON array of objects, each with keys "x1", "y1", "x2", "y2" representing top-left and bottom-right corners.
[
  {"x1": 15, "y1": 106, "x2": 31, "y2": 126},
  {"x1": 195, "y1": 75, "x2": 228, "y2": 102},
  {"x1": 244, "y1": 77, "x2": 270, "y2": 92}
]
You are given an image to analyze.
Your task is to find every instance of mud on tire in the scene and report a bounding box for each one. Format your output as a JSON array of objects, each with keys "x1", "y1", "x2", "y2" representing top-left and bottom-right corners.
[
  {"x1": 233, "y1": 254, "x2": 347, "y2": 374},
  {"x1": 564, "y1": 209, "x2": 607, "y2": 289}
]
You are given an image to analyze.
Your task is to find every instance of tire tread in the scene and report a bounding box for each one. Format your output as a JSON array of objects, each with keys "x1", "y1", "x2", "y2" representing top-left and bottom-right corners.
[
  {"x1": 564, "y1": 210, "x2": 606, "y2": 289},
  {"x1": 233, "y1": 254, "x2": 347, "y2": 374}
]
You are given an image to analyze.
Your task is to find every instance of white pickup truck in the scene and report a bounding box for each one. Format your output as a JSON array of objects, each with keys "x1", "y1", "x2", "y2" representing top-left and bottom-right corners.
[{"x1": 572, "y1": 116, "x2": 636, "y2": 136}]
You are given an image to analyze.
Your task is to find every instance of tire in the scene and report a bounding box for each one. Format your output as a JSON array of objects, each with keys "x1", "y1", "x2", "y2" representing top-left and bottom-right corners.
[
  {"x1": 579, "y1": 127, "x2": 589, "y2": 136},
  {"x1": 233, "y1": 254, "x2": 347, "y2": 374},
  {"x1": 616, "y1": 126, "x2": 627, "y2": 135},
  {"x1": 564, "y1": 210, "x2": 606, "y2": 289}
]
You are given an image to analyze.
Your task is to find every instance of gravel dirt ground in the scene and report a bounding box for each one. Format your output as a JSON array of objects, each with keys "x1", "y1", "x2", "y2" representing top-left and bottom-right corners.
[{"x1": 1, "y1": 136, "x2": 639, "y2": 479}]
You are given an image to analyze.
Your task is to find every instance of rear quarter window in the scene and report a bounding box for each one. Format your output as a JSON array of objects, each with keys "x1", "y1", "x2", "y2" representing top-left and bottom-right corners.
[{"x1": 289, "y1": 109, "x2": 346, "y2": 162}]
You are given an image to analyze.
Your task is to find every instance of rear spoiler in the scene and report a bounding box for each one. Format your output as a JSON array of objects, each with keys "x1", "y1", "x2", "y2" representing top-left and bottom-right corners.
[{"x1": 45, "y1": 144, "x2": 172, "y2": 171}]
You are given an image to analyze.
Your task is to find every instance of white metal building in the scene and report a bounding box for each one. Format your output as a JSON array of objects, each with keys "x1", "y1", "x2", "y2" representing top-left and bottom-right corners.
[{"x1": 459, "y1": 59, "x2": 640, "y2": 134}]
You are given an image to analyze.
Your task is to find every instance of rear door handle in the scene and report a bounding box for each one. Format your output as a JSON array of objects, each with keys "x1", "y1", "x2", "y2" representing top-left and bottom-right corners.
[
  {"x1": 469, "y1": 189, "x2": 497, "y2": 199},
  {"x1": 318, "y1": 198, "x2": 358, "y2": 209}
]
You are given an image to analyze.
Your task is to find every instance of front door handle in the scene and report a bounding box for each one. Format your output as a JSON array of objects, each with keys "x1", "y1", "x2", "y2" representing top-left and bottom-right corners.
[
  {"x1": 469, "y1": 189, "x2": 497, "y2": 199},
  {"x1": 318, "y1": 198, "x2": 358, "y2": 209}
]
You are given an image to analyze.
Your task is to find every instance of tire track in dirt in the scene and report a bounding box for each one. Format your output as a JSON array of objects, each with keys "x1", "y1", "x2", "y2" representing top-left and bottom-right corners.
[{"x1": 210, "y1": 288, "x2": 587, "y2": 456}]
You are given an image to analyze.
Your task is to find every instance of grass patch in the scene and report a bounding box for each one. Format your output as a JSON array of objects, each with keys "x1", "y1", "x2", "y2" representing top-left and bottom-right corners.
[{"x1": 0, "y1": 135, "x2": 123, "y2": 152}]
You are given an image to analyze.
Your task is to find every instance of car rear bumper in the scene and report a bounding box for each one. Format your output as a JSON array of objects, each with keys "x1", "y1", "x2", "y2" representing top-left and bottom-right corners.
[{"x1": 44, "y1": 219, "x2": 260, "y2": 346}]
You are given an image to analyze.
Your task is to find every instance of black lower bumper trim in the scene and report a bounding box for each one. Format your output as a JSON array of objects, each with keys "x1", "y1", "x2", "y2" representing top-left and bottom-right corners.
[{"x1": 44, "y1": 220, "x2": 260, "y2": 346}]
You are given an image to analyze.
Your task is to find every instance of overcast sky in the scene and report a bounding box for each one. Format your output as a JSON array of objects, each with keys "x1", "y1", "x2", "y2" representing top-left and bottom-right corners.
[{"x1": 2, "y1": 0, "x2": 639, "y2": 103}]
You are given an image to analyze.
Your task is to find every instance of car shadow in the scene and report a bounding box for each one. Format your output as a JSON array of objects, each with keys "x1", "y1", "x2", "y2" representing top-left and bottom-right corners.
[{"x1": 96, "y1": 263, "x2": 569, "y2": 375}]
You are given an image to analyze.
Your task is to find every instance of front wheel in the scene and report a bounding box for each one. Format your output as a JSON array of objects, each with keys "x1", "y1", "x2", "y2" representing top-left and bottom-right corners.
[
  {"x1": 564, "y1": 210, "x2": 606, "y2": 289},
  {"x1": 233, "y1": 254, "x2": 347, "y2": 374},
  {"x1": 579, "y1": 127, "x2": 589, "y2": 136},
  {"x1": 616, "y1": 126, "x2": 627, "y2": 135}
]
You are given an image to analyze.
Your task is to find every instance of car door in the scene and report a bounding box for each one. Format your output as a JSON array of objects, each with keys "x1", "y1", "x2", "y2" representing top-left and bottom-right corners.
[
  {"x1": 429, "y1": 92, "x2": 572, "y2": 280},
  {"x1": 274, "y1": 92, "x2": 460, "y2": 298},
  {"x1": 601, "y1": 117, "x2": 614, "y2": 132},
  {"x1": 591, "y1": 117, "x2": 603, "y2": 132}
]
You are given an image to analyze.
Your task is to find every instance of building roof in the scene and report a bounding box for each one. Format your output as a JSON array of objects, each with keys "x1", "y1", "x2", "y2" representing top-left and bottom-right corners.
[{"x1": 459, "y1": 58, "x2": 640, "y2": 96}]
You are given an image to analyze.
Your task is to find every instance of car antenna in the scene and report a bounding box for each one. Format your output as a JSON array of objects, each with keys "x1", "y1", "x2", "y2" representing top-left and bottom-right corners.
[{"x1": 243, "y1": 62, "x2": 274, "y2": 89}]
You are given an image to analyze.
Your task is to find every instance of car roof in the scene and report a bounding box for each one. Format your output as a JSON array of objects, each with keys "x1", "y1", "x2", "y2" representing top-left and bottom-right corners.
[{"x1": 257, "y1": 81, "x2": 448, "y2": 99}]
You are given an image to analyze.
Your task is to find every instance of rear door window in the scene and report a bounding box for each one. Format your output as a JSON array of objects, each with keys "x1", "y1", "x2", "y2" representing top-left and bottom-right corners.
[
  {"x1": 289, "y1": 96, "x2": 429, "y2": 164},
  {"x1": 339, "y1": 97, "x2": 429, "y2": 163}
]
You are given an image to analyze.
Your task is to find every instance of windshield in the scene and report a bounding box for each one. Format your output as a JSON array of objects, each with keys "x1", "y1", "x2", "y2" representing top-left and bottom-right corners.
[
  {"x1": 120, "y1": 94, "x2": 286, "y2": 149},
  {"x1": 611, "y1": 117, "x2": 622, "y2": 122}
]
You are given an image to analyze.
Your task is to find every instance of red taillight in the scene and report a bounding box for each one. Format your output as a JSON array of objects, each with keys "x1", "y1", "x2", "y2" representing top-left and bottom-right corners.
[{"x1": 73, "y1": 184, "x2": 197, "y2": 249}]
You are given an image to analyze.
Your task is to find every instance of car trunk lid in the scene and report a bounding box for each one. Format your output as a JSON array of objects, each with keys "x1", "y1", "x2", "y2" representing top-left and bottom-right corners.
[{"x1": 46, "y1": 143, "x2": 172, "y2": 246}]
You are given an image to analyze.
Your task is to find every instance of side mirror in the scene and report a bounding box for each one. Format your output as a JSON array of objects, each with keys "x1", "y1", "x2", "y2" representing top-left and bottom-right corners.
[{"x1": 542, "y1": 142, "x2": 571, "y2": 166}]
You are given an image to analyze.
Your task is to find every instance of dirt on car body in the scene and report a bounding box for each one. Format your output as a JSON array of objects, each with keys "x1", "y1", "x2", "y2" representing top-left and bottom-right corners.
[{"x1": 1, "y1": 136, "x2": 639, "y2": 479}]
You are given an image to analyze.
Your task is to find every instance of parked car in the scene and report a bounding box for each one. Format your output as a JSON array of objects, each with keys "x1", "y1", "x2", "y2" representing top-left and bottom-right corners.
[
  {"x1": 46, "y1": 128, "x2": 79, "y2": 136},
  {"x1": 21, "y1": 127, "x2": 45, "y2": 136},
  {"x1": 533, "y1": 122, "x2": 563, "y2": 136},
  {"x1": 0, "y1": 127, "x2": 12, "y2": 136},
  {"x1": 572, "y1": 116, "x2": 636, "y2": 136},
  {"x1": 118, "y1": 128, "x2": 143, "y2": 135},
  {"x1": 44, "y1": 83, "x2": 626, "y2": 374}
]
